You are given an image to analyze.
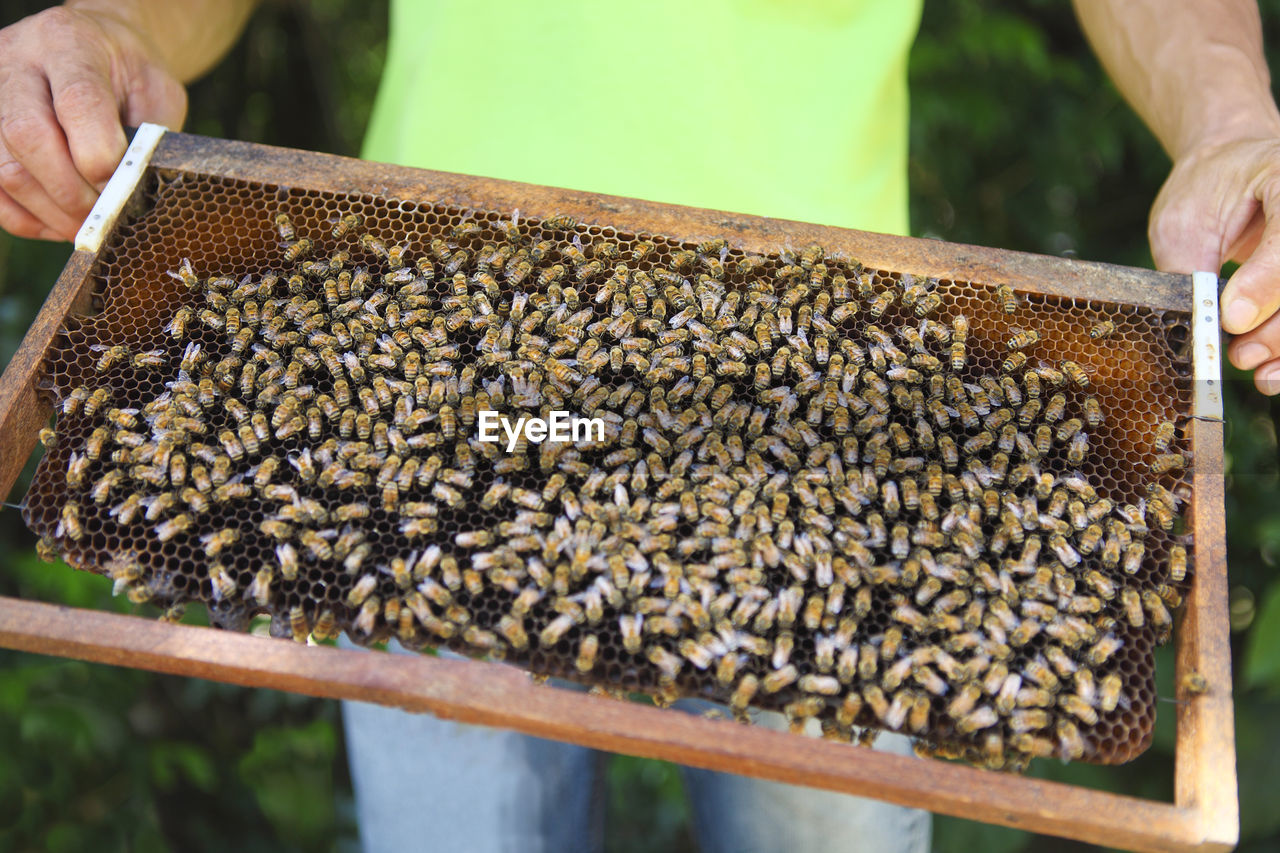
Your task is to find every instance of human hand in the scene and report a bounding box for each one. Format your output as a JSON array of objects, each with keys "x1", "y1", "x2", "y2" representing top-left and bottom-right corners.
[
  {"x1": 1148, "y1": 132, "x2": 1280, "y2": 395},
  {"x1": 0, "y1": 7, "x2": 186, "y2": 242}
]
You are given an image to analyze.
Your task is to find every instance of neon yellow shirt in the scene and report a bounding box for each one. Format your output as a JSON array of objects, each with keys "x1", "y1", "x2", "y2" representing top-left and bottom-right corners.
[{"x1": 363, "y1": 1, "x2": 921, "y2": 236}]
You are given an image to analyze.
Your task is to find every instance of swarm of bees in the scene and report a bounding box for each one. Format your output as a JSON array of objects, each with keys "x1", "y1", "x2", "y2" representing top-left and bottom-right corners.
[{"x1": 26, "y1": 203, "x2": 1194, "y2": 771}]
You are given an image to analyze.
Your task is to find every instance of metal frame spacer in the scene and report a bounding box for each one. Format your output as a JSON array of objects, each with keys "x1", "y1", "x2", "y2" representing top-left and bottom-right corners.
[
  {"x1": 1192, "y1": 271, "x2": 1223, "y2": 420},
  {"x1": 74, "y1": 123, "x2": 168, "y2": 254}
]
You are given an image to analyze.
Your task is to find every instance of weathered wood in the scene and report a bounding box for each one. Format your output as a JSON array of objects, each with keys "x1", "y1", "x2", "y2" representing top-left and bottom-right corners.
[
  {"x1": 0, "y1": 250, "x2": 97, "y2": 500},
  {"x1": 149, "y1": 132, "x2": 1190, "y2": 312},
  {"x1": 1175, "y1": 418, "x2": 1237, "y2": 847},
  {"x1": 0, "y1": 129, "x2": 1234, "y2": 853},
  {"x1": 0, "y1": 595, "x2": 1226, "y2": 852}
]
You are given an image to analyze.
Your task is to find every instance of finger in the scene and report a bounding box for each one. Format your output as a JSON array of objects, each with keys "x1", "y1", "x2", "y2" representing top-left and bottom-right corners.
[
  {"x1": 0, "y1": 185, "x2": 64, "y2": 241},
  {"x1": 0, "y1": 147, "x2": 81, "y2": 239},
  {"x1": 121, "y1": 64, "x2": 187, "y2": 131},
  {"x1": 1226, "y1": 208, "x2": 1265, "y2": 264},
  {"x1": 1251, "y1": 355, "x2": 1280, "y2": 396},
  {"x1": 1226, "y1": 303, "x2": 1280, "y2": 370},
  {"x1": 1221, "y1": 178, "x2": 1280, "y2": 335},
  {"x1": 47, "y1": 58, "x2": 127, "y2": 192},
  {"x1": 0, "y1": 67, "x2": 99, "y2": 222}
]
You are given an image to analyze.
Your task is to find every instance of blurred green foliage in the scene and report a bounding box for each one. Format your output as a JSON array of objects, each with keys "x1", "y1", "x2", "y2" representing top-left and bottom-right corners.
[{"x1": 1, "y1": 0, "x2": 1278, "y2": 851}]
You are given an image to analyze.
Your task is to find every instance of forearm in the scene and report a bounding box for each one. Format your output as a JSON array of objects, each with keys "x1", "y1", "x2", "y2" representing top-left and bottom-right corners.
[
  {"x1": 65, "y1": 0, "x2": 260, "y2": 83},
  {"x1": 1074, "y1": 0, "x2": 1280, "y2": 158}
]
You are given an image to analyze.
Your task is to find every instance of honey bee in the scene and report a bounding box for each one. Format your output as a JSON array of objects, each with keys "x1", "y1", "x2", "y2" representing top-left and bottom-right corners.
[
  {"x1": 647, "y1": 646, "x2": 683, "y2": 682},
  {"x1": 940, "y1": 682, "x2": 980, "y2": 720},
  {"x1": 283, "y1": 237, "x2": 314, "y2": 263},
  {"x1": 1078, "y1": 525, "x2": 1105, "y2": 558},
  {"x1": 1150, "y1": 420, "x2": 1179, "y2": 453},
  {"x1": 1118, "y1": 586, "x2": 1144, "y2": 627},
  {"x1": 1089, "y1": 319, "x2": 1116, "y2": 338},
  {"x1": 329, "y1": 212, "x2": 362, "y2": 240},
  {"x1": 52, "y1": 499, "x2": 85, "y2": 540},
  {"x1": 478, "y1": 613, "x2": 526, "y2": 653},
  {"x1": 354, "y1": 597, "x2": 381, "y2": 635},
  {"x1": 1076, "y1": 396, "x2": 1102, "y2": 428},
  {"x1": 899, "y1": 277, "x2": 927, "y2": 309},
  {"x1": 718, "y1": 673, "x2": 759, "y2": 715},
  {"x1": 1180, "y1": 670, "x2": 1209, "y2": 696},
  {"x1": 1006, "y1": 328, "x2": 1040, "y2": 350},
  {"x1": 1086, "y1": 634, "x2": 1123, "y2": 667},
  {"x1": 533, "y1": 612, "x2": 573, "y2": 648},
  {"x1": 247, "y1": 565, "x2": 275, "y2": 606},
  {"x1": 154, "y1": 514, "x2": 193, "y2": 542},
  {"x1": 1150, "y1": 452, "x2": 1187, "y2": 474},
  {"x1": 1055, "y1": 720, "x2": 1085, "y2": 760},
  {"x1": 1143, "y1": 495, "x2": 1176, "y2": 531},
  {"x1": 868, "y1": 289, "x2": 895, "y2": 318},
  {"x1": 567, "y1": 634, "x2": 599, "y2": 673},
  {"x1": 1118, "y1": 539, "x2": 1146, "y2": 575},
  {"x1": 1060, "y1": 360, "x2": 1090, "y2": 388},
  {"x1": 956, "y1": 705, "x2": 998, "y2": 735},
  {"x1": 1141, "y1": 588, "x2": 1172, "y2": 631},
  {"x1": 93, "y1": 344, "x2": 132, "y2": 373},
  {"x1": 996, "y1": 283, "x2": 1018, "y2": 313},
  {"x1": 273, "y1": 212, "x2": 296, "y2": 241},
  {"x1": 1092, "y1": 673, "x2": 1123, "y2": 712},
  {"x1": 1002, "y1": 352, "x2": 1027, "y2": 373},
  {"x1": 165, "y1": 306, "x2": 195, "y2": 339},
  {"x1": 762, "y1": 663, "x2": 799, "y2": 693},
  {"x1": 206, "y1": 562, "x2": 237, "y2": 602},
  {"x1": 168, "y1": 257, "x2": 200, "y2": 290},
  {"x1": 1067, "y1": 431, "x2": 1088, "y2": 465},
  {"x1": 306, "y1": 608, "x2": 335, "y2": 641},
  {"x1": 914, "y1": 293, "x2": 942, "y2": 317},
  {"x1": 1095, "y1": 529, "x2": 1122, "y2": 568},
  {"x1": 60, "y1": 385, "x2": 91, "y2": 416},
  {"x1": 1165, "y1": 543, "x2": 1189, "y2": 583},
  {"x1": 200, "y1": 527, "x2": 239, "y2": 557},
  {"x1": 543, "y1": 214, "x2": 578, "y2": 231},
  {"x1": 1009, "y1": 708, "x2": 1051, "y2": 734}
]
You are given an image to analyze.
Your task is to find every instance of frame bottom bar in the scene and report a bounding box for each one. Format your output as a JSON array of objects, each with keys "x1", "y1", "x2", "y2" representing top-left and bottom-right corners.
[{"x1": 0, "y1": 595, "x2": 1228, "y2": 853}]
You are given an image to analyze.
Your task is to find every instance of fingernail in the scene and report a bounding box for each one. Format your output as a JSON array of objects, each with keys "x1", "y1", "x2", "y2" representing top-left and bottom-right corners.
[
  {"x1": 1259, "y1": 367, "x2": 1280, "y2": 396},
  {"x1": 1224, "y1": 297, "x2": 1259, "y2": 332},
  {"x1": 1236, "y1": 342, "x2": 1271, "y2": 370}
]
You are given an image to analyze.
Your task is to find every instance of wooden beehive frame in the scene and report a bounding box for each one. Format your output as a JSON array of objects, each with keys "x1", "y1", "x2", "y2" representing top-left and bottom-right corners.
[{"x1": 0, "y1": 128, "x2": 1236, "y2": 852}]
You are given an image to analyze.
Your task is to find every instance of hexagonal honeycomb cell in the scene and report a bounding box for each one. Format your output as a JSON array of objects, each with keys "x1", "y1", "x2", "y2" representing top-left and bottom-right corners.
[{"x1": 23, "y1": 170, "x2": 1195, "y2": 769}]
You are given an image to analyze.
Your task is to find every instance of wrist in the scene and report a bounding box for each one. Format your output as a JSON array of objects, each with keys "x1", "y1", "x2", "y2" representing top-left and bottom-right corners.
[
  {"x1": 63, "y1": 1, "x2": 146, "y2": 39},
  {"x1": 62, "y1": 2, "x2": 180, "y2": 82},
  {"x1": 1177, "y1": 115, "x2": 1280, "y2": 162},
  {"x1": 64, "y1": 0, "x2": 260, "y2": 84},
  {"x1": 1152, "y1": 28, "x2": 1280, "y2": 159}
]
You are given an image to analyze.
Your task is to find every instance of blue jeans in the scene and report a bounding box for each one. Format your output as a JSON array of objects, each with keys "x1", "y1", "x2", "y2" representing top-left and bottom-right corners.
[{"x1": 339, "y1": 644, "x2": 931, "y2": 853}]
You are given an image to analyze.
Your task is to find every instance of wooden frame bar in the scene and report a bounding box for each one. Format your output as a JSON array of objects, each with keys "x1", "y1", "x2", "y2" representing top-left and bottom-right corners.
[{"x1": 0, "y1": 131, "x2": 1237, "y2": 852}]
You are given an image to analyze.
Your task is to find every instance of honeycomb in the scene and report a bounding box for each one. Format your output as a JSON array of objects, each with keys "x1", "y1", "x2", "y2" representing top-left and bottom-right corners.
[{"x1": 22, "y1": 169, "x2": 1195, "y2": 769}]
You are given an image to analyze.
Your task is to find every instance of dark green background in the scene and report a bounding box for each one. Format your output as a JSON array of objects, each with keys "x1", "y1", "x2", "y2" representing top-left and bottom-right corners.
[{"x1": 1, "y1": 2, "x2": 1278, "y2": 851}]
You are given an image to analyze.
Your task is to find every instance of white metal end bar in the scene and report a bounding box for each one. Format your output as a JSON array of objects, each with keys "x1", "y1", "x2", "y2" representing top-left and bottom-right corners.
[
  {"x1": 73, "y1": 123, "x2": 168, "y2": 254},
  {"x1": 1192, "y1": 272, "x2": 1223, "y2": 421}
]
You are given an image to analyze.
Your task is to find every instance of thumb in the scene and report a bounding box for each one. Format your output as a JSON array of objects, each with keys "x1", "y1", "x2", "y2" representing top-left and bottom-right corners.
[
  {"x1": 121, "y1": 63, "x2": 187, "y2": 135},
  {"x1": 1221, "y1": 178, "x2": 1280, "y2": 335}
]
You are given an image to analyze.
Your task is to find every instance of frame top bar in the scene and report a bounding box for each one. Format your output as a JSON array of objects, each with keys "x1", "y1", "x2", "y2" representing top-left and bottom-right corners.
[{"x1": 146, "y1": 131, "x2": 1192, "y2": 313}]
